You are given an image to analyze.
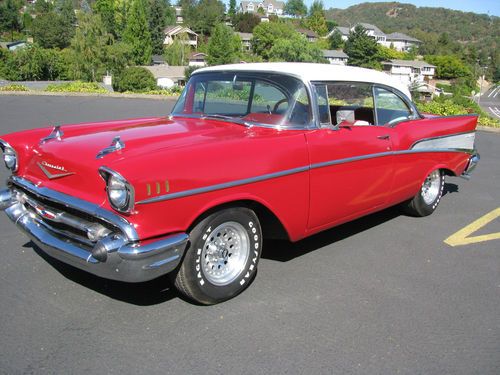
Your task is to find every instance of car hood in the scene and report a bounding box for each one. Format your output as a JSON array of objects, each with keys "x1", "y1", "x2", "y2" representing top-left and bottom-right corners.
[{"x1": 19, "y1": 116, "x2": 255, "y2": 205}]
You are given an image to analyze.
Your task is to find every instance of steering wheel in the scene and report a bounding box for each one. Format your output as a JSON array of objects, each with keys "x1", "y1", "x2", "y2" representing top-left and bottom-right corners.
[{"x1": 272, "y1": 98, "x2": 289, "y2": 114}]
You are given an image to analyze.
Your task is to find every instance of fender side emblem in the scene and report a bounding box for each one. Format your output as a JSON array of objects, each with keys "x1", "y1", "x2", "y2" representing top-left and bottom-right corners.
[{"x1": 38, "y1": 162, "x2": 75, "y2": 179}]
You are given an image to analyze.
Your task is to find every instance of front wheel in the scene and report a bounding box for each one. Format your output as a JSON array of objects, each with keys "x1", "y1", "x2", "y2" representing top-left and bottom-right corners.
[
  {"x1": 403, "y1": 169, "x2": 444, "y2": 217},
  {"x1": 173, "y1": 207, "x2": 262, "y2": 305}
]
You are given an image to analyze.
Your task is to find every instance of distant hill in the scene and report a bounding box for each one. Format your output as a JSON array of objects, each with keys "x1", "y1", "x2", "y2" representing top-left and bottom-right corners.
[{"x1": 326, "y1": 2, "x2": 499, "y2": 45}]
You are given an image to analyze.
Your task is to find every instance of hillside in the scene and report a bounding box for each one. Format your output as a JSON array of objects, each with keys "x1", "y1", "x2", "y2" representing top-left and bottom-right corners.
[{"x1": 326, "y1": 2, "x2": 499, "y2": 46}]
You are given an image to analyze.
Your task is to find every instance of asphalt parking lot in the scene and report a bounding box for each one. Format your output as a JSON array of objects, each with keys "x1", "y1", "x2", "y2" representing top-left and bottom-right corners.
[{"x1": 0, "y1": 95, "x2": 499, "y2": 374}]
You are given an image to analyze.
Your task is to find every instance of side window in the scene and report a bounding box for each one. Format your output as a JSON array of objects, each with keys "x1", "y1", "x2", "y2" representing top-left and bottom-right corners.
[
  {"x1": 314, "y1": 84, "x2": 331, "y2": 126},
  {"x1": 374, "y1": 87, "x2": 412, "y2": 125},
  {"x1": 251, "y1": 81, "x2": 289, "y2": 114},
  {"x1": 326, "y1": 83, "x2": 374, "y2": 126}
]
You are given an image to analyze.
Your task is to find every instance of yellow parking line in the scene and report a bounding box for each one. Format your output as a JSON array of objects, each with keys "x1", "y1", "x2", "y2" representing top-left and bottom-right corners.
[{"x1": 444, "y1": 207, "x2": 500, "y2": 247}]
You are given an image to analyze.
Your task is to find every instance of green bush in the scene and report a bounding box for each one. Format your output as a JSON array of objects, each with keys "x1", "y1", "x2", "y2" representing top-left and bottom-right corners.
[
  {"x1": 112, "y1": 67, "x2": 157, "y2": 93},
  {"x1": 124, "y1": 87, "x2": 182, "y2": 96},
  {"x1": 417, "y1": 99, "x2": 500, "y2": 128},
  {"x1": 0, "y1": 84, "x2": 29, "y2": 92},
  {"x1": 45, "y1": 81, "x2": 107, "y2": 93}
]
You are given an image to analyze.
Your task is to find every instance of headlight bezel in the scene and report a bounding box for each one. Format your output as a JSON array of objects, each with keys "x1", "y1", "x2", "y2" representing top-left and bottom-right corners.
[
  {"x1": 0, "y1": 139, "x2": 18, "y2": 172},
  {"x1": 99, "y1": 166, "x2": 135, "y2": 213}
]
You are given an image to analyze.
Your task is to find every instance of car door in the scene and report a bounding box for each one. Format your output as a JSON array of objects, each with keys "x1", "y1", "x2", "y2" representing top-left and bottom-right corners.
[{"x1": 306, "y1": 82, "x2": 395, "y2": 231}]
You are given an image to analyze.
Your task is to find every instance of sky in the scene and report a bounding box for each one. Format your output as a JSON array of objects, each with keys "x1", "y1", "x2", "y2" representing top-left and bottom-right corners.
[{"x1": 313, "y1": 0, "x2": 500, "y2": 16}]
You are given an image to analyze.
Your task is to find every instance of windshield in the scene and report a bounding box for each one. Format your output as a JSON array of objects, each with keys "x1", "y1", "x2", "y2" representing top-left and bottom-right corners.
[{"x1": 171, "y1": 72, "x2": 312, "y2": 128}]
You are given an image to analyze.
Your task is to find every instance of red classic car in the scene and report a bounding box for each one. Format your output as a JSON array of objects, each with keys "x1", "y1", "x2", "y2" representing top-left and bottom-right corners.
[{"x1": 0, "y1": 63, "x2": 479, "y2": 304}]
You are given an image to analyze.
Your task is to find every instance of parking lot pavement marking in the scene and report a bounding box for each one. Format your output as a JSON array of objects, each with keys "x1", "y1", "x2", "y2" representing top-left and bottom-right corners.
[
  {"x1": 488, "y1": 107, "x2": 500, "y2": 119},
  {"x1": 444, "y1": 207, "x2": 500, "y2": 247}
]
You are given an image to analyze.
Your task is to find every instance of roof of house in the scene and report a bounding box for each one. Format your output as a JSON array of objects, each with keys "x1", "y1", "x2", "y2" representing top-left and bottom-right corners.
[
  {"x1": 189, "y1": 52, "x2": 207, "y2": 60},
  {"x1": 240, "y1": 0, "x2": 285, "y2": 8},
  {"x1": 143, "y1": 65, "x2": 186, "y2": 79},
  {"x1": 237, "y1": 32, "x2": 253, "y2": 41},
  {"x1": 355, "y1": 23, "x2": 385, "y2": 37},
  {"x1": 296, "y1": 28, "x2": 317, "y2": 38},
  {"x1": 385, "y1": 32, "x2": 420, "y2": 43},
  {"x1": 164, "y1": 25, "x2": 197, "y2": 36},
  {"x1": 335, "y1": 26, "x2": 350, "y2": 36},
  {"x1": 322, "y1": 50, "x2": 348, "y2": 58},
  {"x1": 0, "y1": 41, "x2": 27, "y2": 49},
  {"x1": 194, "y1": 62, "x2": 411, "y2": 99},
  {"x1": 382, "y1": 59, "x2": 436, "y2": 68}
]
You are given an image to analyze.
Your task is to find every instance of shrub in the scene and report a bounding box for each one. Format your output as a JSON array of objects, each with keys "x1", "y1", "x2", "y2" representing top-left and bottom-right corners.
[
  {"x1": 0, "y1": 84, "x2": 29, "y2": 92},
  {"x1": 45, "y1": 81, "x2": 107, "y2": 93},
  {"x1": 417, "y1": 99, "x2": 500, "y2": 128},
  {"x1": 112, "y1": 67, "x2": 157, "y2": 93}
]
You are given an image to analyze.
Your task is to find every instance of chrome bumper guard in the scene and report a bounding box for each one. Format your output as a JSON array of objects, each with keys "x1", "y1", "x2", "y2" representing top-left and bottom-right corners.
[
  {"x1": 461, "y1": 152, "x2": 480, "y2": 180},
  {"x1": 0, "y1": 178, "x2": 189, "y2": 283}
]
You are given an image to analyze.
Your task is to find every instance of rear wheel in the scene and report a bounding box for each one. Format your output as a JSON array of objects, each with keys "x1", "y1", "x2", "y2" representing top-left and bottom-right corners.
[
  {"x1": 403, "y1": 169, "x2": 444, "y2": 217},
  {"x1": 173, "y1": 207, "x2": 262, "y2": 305}
]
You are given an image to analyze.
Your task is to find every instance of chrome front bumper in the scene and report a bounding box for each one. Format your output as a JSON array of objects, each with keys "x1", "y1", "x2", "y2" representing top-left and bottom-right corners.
[
  {"x1": 0, "y1": 179, "x2": 189, "y2": 283},
  {"x1": 461, "y1": 152, "x2": 480, "y2": 180}
]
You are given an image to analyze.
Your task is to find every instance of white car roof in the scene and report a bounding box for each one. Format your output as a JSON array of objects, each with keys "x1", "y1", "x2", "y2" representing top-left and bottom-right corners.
[{"x1": 194, "y1": 62, "x2": 412, "y2": 100}]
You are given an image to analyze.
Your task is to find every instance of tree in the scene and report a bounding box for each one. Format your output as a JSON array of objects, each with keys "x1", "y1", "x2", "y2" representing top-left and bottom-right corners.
[
  {"x1": 191, "y1": 0, "x2": 225, "y2": 36},
  {"x1": 228, "y1": 0, "x2": 237, "y2": 17},
  {"x1": 304, "y1": 0, "x2": 327, "y2": 36},
  {"x1": 207, "y1": 23, "x2": 241, "y2": 65},
  {"x1": 424, "y1": 55, "x2": 471, "y2": 79},
  {"x1": 284, "y1": 0, "x2": 307, "y2": 17},
  {"x1": 32, "y1": 10, "x2": 74, "y2": 49},
  {"x1": 123, "y1": 0, "x2": 153, "y2": 65},
  {"x1": 328, "y1": 29, "x2": 344, "y2": 49},
  {"x1": 93, "y1": 0, "x2": 116, "y2": 37},
  {"x1": 232, "y1": 12, "x2": 260, "y2": 33},
  {"x1": 269, "y1": 34, "x2": 324, "y2": 63},
  {"x1": 164, "y1": 37, "x2": 191, "y2": 65},
  {"x1": 68, "y1": 13, "x2": 112, "y2": 81},
  {"x1": 252, "y1": 22, "x2": 296, "y2": 60},
  {"x1": 0, "y1": 0, "x2": 21, "y2": 41},
  {"x1": 149, "y1": 0, "x2": 168, "y2": 55},
  {"x1": 344, "y1": 25, "x2": 380, "y2": 69},
  {"x1": 113, "y1": 66, "x2": 157, "y2": 92}
]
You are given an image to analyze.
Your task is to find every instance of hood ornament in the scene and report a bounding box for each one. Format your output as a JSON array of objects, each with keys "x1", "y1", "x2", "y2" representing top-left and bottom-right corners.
[
  {"x1": 96, "y1": 136, "x2": 125, "y2": 159},
  {"x1": 38, "y1": 161, "x2": 74, "y2": 180},
  {"x1": 40, "y1": 125, "x2": 64, "y2": 144}
]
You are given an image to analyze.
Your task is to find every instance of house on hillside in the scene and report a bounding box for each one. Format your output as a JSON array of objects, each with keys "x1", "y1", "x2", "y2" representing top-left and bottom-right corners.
[
  {"x1": 143, "y1": 65, "x2": 186, "y2": 88},
  {"x1": 297, "y1": 28, "x2": 317, "y2": 43},
  {"x1": 164, "y1": 25, "x2": 198, "y2": 48},
  {"x1": 188, "y1": 52, "x2": 207, "y2": 67},
  {"x1": 237, "y1": 32, "x2": 253, "y2": 51},
  {"x1": 327, "y1": 24, "x2": 420, "y2": 52},
  {"x1": 0, "y1": 41, "x2": 28, "y2": 51},
  {"x1": 322, "y1": 50, "x2": 348, "y2": 65},
  {"x1": 382, "y1": 59, "x2": 436, "y2": 86},
  {"x1": 238, "y1": 0, "x2": 284, "y2": 16}
]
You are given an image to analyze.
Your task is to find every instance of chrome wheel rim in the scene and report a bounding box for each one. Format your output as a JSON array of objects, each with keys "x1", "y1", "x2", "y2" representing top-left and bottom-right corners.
[
  {"x1": 421, "y1": 170, "x2": 441, "y2": 205},
  {"x1": 201, "y1": 221, "x2": 250, "y2": 286}
]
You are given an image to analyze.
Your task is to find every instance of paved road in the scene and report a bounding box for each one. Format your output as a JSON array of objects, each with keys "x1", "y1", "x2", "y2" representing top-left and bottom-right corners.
[
  {"x1": 480, "y1": 84, "x2": 500, "y2": 119},
  {"x1": 0, "y1": 96, "x2": 499, "y2": 374}
]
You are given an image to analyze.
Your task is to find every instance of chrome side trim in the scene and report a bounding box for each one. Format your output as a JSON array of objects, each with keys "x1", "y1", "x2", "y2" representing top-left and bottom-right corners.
[
  {"x1": 96, "y1": 136, "x2": 125, "y2": 159},
  {"x1": 40, "y1": 125, "x2": 64, "y2": 144},
  {"x1": 9, "y1": 176, "x2": 139, "y2": 241},
  {"x1": 137, "y1": 165, "x2": 310, "y2": 204},
  {"x1": 137, "y1": 147, "x2": 473, "y2": 205},
  {"x1": 410, "y1": 131, "x2": 475, "y2": 152}
]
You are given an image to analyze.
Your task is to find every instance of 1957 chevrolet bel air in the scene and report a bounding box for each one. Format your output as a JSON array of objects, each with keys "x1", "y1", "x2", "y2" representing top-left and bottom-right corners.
[{"x1": 0, "y1": 63, "x2": 479, "y2": 304}]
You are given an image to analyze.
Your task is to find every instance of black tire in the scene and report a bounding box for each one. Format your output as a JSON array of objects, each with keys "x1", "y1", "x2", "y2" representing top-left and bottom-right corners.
[
  {"x1": 173, "y1": 207, "x2": 262, "y2": 305},
  {"x1": 403, "y1": 169, "x2": 444, "y2": 217}
]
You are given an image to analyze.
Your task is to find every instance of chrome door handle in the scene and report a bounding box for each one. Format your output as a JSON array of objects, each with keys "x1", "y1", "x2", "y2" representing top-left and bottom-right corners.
[{"x1": 377, "y1": 135, "x2": 390, "y2": 140}]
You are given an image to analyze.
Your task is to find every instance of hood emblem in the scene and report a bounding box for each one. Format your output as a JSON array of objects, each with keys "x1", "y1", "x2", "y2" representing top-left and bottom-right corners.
[
  {"x1": 38, "y1": 161, "x2": 75, "y2": 180},
  {"x1": 96, "y1": 136, "x2": 125, "y2": 159},
  {"x1": 40, "y1": 125, "x2": 64, "y2": 144}
]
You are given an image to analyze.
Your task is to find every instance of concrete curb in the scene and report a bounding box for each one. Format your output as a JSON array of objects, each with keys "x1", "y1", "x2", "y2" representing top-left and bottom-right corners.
[
  {"x1": 0, "y1": 90, "x2": 178, "y2": 101},
  {"x1": 477, "y1": 126, "x2": 500, "y2": 133}
]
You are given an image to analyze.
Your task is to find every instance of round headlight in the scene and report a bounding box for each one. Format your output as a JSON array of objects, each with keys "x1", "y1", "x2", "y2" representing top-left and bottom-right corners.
[
  {"x1": 108, "y1": 175, "x2": 129, "y2": 210},
  {"x1": 0, "y1": 141, "x2": 18, "y2": 172}
]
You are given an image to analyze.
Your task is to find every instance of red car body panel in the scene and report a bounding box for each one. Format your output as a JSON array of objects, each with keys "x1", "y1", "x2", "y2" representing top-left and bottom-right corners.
[{"x1": 1, "y1": 112, "x2": 477, "y2": 243}]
